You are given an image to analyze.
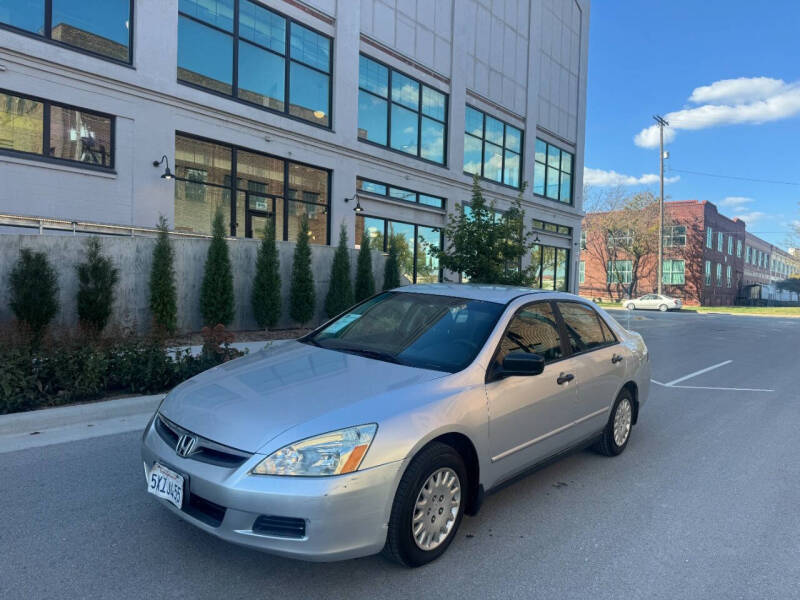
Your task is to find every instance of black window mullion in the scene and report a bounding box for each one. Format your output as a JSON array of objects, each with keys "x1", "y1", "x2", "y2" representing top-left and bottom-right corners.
[
  {"x1": 41, "y1": 100, "x2": 51, "y2": 158},
  {"x1": 284, "y1": 21, "x2": 291, "y2": 117},
  {"x1": 480, "y1": 112, "x2": 486, "y2": 178},
  {"x1": 412, "y1": 225, "x2": 418, "y2": 283},
  {"x1": 232, "y1": 0, "x2": 239, "y2": 98},
  {"x1": 386, "y1": 69, "x2": 393, "y2": 149},
  {"x1": 416, "y1": 86, "x2": 422, "y2": 159},
  {"x1": 282, "y1": 159, "x2": 289, "y2": 241},
  {"x1": 230, "y1": 149, "x2": 238, "y2": 236},
  {"x1": 500, "y1": 123, "x2": 506, "y2": 182},
  {"x1": 44, "y1": 0, "x2": 52, "y2": 38}
]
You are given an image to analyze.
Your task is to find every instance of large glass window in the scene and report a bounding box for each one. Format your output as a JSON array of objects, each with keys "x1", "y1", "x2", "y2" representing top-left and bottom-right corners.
[
  {"x1": 533, "y1": 138, "x2": 573, "y2": 203},
  {"x1": 464, "y1": 106, "x2": 522, "y2": 187},
  {"x1": 0, "y1": 90, "x2": 113, "y2": 168},
  {"x1": 663, "y1": 225, "x2": 686, "y2": 247},
  {"x1": 0, "y1": 0, "x2": 132, "y2": 63},
  {"x1": 356, "y1": 177, "x2": 445, "y2": 210},
  {"x1": 606, "y1": 260, "x2": 633, "y2": 284},
  {"x1": 174, "y1": 133, "x2": 329, "y2": 243},
  {"x1": 355, "y1": 215, "x2": 442, "y2": 284},
  {"x1": 357, "y1": 55, "x2": 447, "y2": 164},
  {"x1": 662, "y1": 259, "x2": 685, "y2": 285},
  {"x1": 531, "y1": 244, "x2": 570, "y2": 291},
  {"x1": 178, "y1": 1, "x2": 331, "y2": 127}
]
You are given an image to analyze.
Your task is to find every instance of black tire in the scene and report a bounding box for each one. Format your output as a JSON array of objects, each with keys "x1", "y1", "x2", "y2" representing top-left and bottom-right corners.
[
  {"x1": 382, "y1": 442, "x2": 467, "y2": 567},
  {"x1": 658, "y1": 304, "x2": 668, "y2": 312},
  {"x1": 596, "y1": 388, "x2": 635, "y2": 456}
]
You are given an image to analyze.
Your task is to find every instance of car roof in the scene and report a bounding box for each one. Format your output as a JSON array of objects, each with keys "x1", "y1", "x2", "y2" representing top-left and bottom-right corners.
[{"x1": 392, "y1": 283, "x2": 580, "y2": 305}]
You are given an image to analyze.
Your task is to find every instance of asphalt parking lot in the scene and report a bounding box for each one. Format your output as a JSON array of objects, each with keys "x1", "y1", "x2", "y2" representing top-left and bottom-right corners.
[{"x1": 2, "y1": 311, "x2": 799, "y2": 600}]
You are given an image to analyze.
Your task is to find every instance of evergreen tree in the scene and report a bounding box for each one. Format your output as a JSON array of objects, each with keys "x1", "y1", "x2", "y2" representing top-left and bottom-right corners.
[
  {"x1": 251, "y1": 218, "x2": 281, "y2": 329},
  {"x1": 289, "y1": 214, "x2": 315, "y2": 325},
  {"x1": 383, "y1": 234, "x2": 401, "y2": 290},
  {"x1": 8, "y1": 248, "x2": 59, "y2": 339},
  {"x1": 149, "y1": 216, "x2": 178, "y2": 334},
  {"x1": 325, "y1": 224, "x2": 354, "y2": 317},
  {"x1": 354, "y1": 231, "x2": 375, "y2": 302},
  {"x1": 76, "y1": 237, "x2": 119, "y2": 332},
  {"x1": 200, "y1": 210, "x2": 235, "y2": 327}
]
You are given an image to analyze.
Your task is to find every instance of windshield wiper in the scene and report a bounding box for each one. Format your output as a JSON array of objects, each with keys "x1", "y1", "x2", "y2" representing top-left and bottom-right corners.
[{"x1": 333, "y1": 346, "x2": 405, "y2": 365}]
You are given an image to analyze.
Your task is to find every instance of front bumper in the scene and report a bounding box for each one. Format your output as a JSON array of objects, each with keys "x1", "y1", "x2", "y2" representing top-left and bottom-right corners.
[{"x1": 141, "y1": 417, "x2": 404, "y2": 561}]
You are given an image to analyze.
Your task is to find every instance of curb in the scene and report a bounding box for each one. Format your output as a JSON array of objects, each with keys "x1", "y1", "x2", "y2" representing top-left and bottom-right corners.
[{"x1": 0, "y1": 394, "x2": 164, "y2": 436}]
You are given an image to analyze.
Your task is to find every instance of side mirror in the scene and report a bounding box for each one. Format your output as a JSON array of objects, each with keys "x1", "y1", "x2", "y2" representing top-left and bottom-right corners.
[{"x1": 499, "y1": 352, "x2": 545, "y2": 377}]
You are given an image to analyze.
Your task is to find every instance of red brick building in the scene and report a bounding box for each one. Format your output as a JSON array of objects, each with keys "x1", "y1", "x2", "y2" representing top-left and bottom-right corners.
[{"x1": 579, "y1": 200, "x2": 746, "y2": 306}]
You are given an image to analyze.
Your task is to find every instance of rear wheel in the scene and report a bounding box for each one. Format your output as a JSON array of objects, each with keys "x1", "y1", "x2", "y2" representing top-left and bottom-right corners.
[
  {"x1": 383, "y1": 442, "x2": 467, "y2": 567},
  {"x1": 596, "y1": 389, "x2": 635, "y2": 456},
  {"x1": 658, "y1": 304, "x2": 668, "y2": 312}
]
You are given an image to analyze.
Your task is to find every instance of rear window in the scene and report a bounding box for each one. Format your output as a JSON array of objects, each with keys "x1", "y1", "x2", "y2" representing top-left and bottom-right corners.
[{"x1": 556, "y1": 302, "x2": 612, "y2": 353}]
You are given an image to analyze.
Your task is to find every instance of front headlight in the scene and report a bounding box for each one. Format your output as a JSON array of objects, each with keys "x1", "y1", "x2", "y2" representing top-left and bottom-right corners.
[{"x1": 251, "y1": 424, "x2": 377, "y2": 476}]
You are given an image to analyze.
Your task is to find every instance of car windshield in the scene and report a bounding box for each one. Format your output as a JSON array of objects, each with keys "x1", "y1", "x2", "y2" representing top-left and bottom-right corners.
[{"x1": 304, "y1": 292, "x2": 505, "y2": 372}]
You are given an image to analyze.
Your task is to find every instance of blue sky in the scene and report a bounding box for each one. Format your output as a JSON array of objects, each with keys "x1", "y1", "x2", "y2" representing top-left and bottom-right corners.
[{"x1": 584, "y1": 0, "x2": 800, "y2": 247}]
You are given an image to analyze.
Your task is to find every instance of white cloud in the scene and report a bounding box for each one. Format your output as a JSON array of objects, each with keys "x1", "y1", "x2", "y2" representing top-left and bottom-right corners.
[
  {"x1": 735, "y1": 211, "x2": 767, "y2": 224},
  {"x1": 583, "y1": 167, "x2": 679, "y2": 187},
  {"x1": 720, "y1": 196, "x2": 754, "y2": 208},
  {"x1": 634, "y1": 77, "x2": 800, "y2": 148}
]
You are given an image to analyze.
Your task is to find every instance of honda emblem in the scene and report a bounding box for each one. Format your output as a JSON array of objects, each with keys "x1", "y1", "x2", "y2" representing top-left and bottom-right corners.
[{"x1": 175, "y1": 434, "x2": 197, "y2": 457}]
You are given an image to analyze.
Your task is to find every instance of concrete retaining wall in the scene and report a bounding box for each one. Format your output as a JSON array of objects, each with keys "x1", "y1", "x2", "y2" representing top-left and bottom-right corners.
[{"x1": 0, "y1": 234, "x2": 389, "y2": 332}]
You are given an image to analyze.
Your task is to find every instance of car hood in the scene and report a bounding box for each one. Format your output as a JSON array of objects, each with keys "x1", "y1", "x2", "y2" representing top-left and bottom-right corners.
[{"x1": 159, "y1": 341, "x2": 446, "y2": 453}]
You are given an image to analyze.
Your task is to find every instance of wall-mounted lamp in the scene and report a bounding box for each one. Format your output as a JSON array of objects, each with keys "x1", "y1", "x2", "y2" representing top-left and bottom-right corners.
[
  {"x1": 344, "y1": 194, "x2": 364, "y2": 213},
  {"x1": 533, "y1": 233, "x2": 541, "y2": 243},
  {"x1": 153, "y1": 155, "x2": 173, "y2": 180}
]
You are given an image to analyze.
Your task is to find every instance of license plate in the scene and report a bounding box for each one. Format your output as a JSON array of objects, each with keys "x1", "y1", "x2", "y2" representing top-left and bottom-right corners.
[{"x1": 146, "y1": 463, "x2": 184, "y2": 509}]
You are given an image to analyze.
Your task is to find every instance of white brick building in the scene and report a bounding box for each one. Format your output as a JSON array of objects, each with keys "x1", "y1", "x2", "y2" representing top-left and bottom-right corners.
[{"x1": 0, "y1": 0, "x2": 589, "y2": 290}]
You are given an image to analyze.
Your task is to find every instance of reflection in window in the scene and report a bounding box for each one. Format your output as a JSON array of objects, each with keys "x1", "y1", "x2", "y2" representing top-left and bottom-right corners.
[
  {"x1": 178, "y1": 0, "x2": 331, "y2": 127},
  {"x1": 0, "y1": 0, "x2": 133, "y2": 63},
  {"x1": 356, "y1": 215, "x2": 442, "y2": 284},
  {"x1": 0, "y1": 90, "x2": 113, "y2": 168},
  {"x1": 533, "y1": 138, "x2": 573, "y2": 203},
  {"x1": 530, "y1": 244, "x2": 570, "y2": 291},
  {"x1": 356, "y1": 177, "x2": 445, "y2": 209},
  {"x1": 498, "y1": 303, "x2": 563, "y2": 363},
  {"x1": 174, "y1": 133, "x2": 329, "y2": 243},
  {"x1": 358, "y1": 55, "x2": 447, "y2": 164},
  {"x1": 463, "y1": 106, "x2": 522, "y2": 187}
]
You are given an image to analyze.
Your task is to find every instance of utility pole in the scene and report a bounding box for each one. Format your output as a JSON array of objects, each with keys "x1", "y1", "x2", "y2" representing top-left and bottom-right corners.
[{"x1": 653, "y1": 115, "x2": 669, "y2": 295}]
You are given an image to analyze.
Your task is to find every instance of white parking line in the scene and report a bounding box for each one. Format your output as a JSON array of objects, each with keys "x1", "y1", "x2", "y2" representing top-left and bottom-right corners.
[
  {"x1": 650, "y1": 380, "x2": 774, "y2": 393},
  {"x1": 664, "y1": 360, "x2": 732, "y2": 387}
]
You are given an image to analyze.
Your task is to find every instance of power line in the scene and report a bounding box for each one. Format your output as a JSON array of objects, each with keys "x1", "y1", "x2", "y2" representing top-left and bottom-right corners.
[{"x1": 668, "y1": 167, "x2": 800, "y2": 186}]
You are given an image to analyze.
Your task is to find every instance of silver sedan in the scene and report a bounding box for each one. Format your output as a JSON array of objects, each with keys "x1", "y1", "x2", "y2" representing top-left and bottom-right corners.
[{"x1": 141, "y1": 284, "x2": 650, "y2": 567}]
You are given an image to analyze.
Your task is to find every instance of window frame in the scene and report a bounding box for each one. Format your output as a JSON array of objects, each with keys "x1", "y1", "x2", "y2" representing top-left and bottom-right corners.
[
  {"x1": 173, "y1": 131, "x2": 331, "y2": 243},
  {"x1": 357, "y1": 53, "x2": 449, "y2": 166},
  {"x1": 533, "y1": 137, "x2": 574, "y2": 205},
  {"x1": 0, "y1": 87, "x2": 116, "y2": 171},
  {"x1": 663, "y1": 225, "x2": 686, "y2": 247},
  {"x1": 0, "y1": 0, "x2": 135, "y2": 66},
  {"x1": 356, "y1": 177, "x2": 446, "y2": 210},
  {"x1": 532, "y1": 219, "x2": 572, "y2": 237},
  {"x1": 607, "y1": 259, "x2": 633, "y2": 285},
  {"x1": 530, "y1": 244, "x2": 571, "y2": 291},
  {"x1": 177, "y1": 1, "x2": 334, "y2": 130},
  {"x1": 464, "y1": 105, "x2": 524, "y2": 190}
]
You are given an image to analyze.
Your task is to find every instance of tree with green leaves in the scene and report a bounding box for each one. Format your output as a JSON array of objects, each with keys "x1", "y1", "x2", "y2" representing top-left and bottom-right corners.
[
  {"x1": 289, "y1": 214, "x2": 315, "y2": 325},
  {"x1": 383, "y1": 234, "x2": 401, "y2": 290},
  {"x1": 433, "y1": 175, "x2": 533, "y2": 284},
  {"x1": 252, "y1": 219, "x2": 281, "y2": 329},
  {"x1": 76, "y1": 237, "x2": 119, "y2": 332},
  {"x1": 149, "y1": 216, "x2": 177, "y2": 334},
  {"x1": 200, "y1": 210, "x2": 235, "y2": 327},
  {"x1": 355, "y1": 231, "x2": 375, "y2": 302},
  {"x1": 324, "y1": 224, "x2": 354, "y2": 318},
  {"x1": 8, "y1": 248, "x2": 59, "y2": 339}
]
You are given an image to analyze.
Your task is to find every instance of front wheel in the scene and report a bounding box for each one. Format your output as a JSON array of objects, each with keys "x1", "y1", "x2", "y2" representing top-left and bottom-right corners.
[
  {"x1": 626, "y1": 303, "x2": 636, "y2": 311},
  {"x1": 596, "y1": 389, "x2": 635, "y2": 456},
  {"x1": 658, "y1": 304, "x2": 668, "y2": 312},
  {"x1": 382, "y1": 442, "x2": 467, "y2": 567}
]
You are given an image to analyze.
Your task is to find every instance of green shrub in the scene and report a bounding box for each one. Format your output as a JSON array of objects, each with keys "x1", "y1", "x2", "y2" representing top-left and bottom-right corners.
[
  {"x1": 355, "y1": 231, "x2": 375, "y2": 302},
  {"x1": 251, "y1": 219, "x2": 281, "y2": 329},
  {"x1": 289, "y1": 214, "x2": 315, "y2": 325},
  {"x1": 383, "y1": 236, "x2": 401, "y2": 290},
  {"x1": 76, "y1": 237, "x2": 119, "y2": 333},
  {"x1": 325, "y1": 224, "x2": 354, "y2": 318},
  {"x1": 200, "y1": 210, "x2": 235, "y2": 327},
  {"x1": 149, "y1": 216, "x2": 178, "y2": 334},
  {"x1": 8, "y1": 248, "x2": 59, "y2": 339}
]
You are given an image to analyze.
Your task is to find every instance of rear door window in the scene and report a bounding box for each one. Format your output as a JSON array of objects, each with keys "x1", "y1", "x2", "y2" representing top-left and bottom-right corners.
[{"x1": 556, "y1": 302, "x2": 611, "y2": 354}]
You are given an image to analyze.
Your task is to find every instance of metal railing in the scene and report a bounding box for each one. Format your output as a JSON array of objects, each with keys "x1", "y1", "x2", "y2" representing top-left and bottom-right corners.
[{"x1": 0, "y1": 212, "x2": 217, "y2": 239}]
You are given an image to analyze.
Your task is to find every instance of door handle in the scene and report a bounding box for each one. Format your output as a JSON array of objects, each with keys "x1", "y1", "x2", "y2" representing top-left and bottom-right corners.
[
  {"x1": 557, "y1": 372, "x2": 574, "y2": 385},
  {"x1": 611, "y1": 354, "x2": 624, "y2": 364}
]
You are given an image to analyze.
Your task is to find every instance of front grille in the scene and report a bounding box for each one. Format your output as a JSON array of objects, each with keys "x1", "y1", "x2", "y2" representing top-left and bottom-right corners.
[
  {"x1": 252, "y1": 515, "x2": 307, "y2": 539},
  {"x1": 156, "y1": 415, "x2": 251, "y2": 468},
  {"x1": 184, "y1": 493, "x2": 226, "y2": 528}
]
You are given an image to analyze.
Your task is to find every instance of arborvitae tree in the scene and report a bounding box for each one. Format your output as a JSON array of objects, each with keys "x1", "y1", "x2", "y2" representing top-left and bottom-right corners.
[
  {"x1": 354, "y1": 231, "x2": 375, "y2": 302},
  {"x1": 8, "y1": 248, "x2": 59, "y2": 339},
  {"x1": 289, "y1": 214, "x2": 315, "y2": 325},
  {"x1": 383, "y1": 235, "x2": 401, "y2": 290},
  {"x1": 200, "y1": 210, "x2": 235, "y2": 327},
  {"x1": 76, "y1": 237, "x2": 119, "y2": 332},
  {"x1": 149, "y1": 216, "x2": 178, "y2": 334},
  {"x1": 251, "y1": 219, "x2": 281, "y2": 329},
  {"x1": 324, "y1": 224, "x2": 354, "y2": 318}
]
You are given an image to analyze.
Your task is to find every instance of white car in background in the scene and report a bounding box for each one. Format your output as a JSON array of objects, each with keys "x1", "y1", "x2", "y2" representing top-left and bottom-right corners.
[{"x1": 624, "y1": 294, "x2": 682, "y2": 312}]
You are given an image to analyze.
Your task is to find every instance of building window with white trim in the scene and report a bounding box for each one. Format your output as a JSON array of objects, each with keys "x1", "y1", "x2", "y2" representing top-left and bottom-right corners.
[
  {"x1": 716, "y1": 263, "x2": 722, "y2": 286},
  {"x1": 706, "y1": 227, "x2": 713, "y2": 249},
  {"x1": 607, "y1": 260, "x2": 632, "y2": 285},
  {"x1": 705, "y1": 260, "x2": 711, "y2": 286},
  {"x1": 726, "y1": 265, "x2": 732, "y2": 287},
  {"x1": 579, "y1": 261, "x2": 585, "y2": 284},
  {"x1": 662, "y1": 259, "x2": 685, "y2": 285},
  {"x1": 663, "y1": 225, "x2": 686, "y2": 247}
]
